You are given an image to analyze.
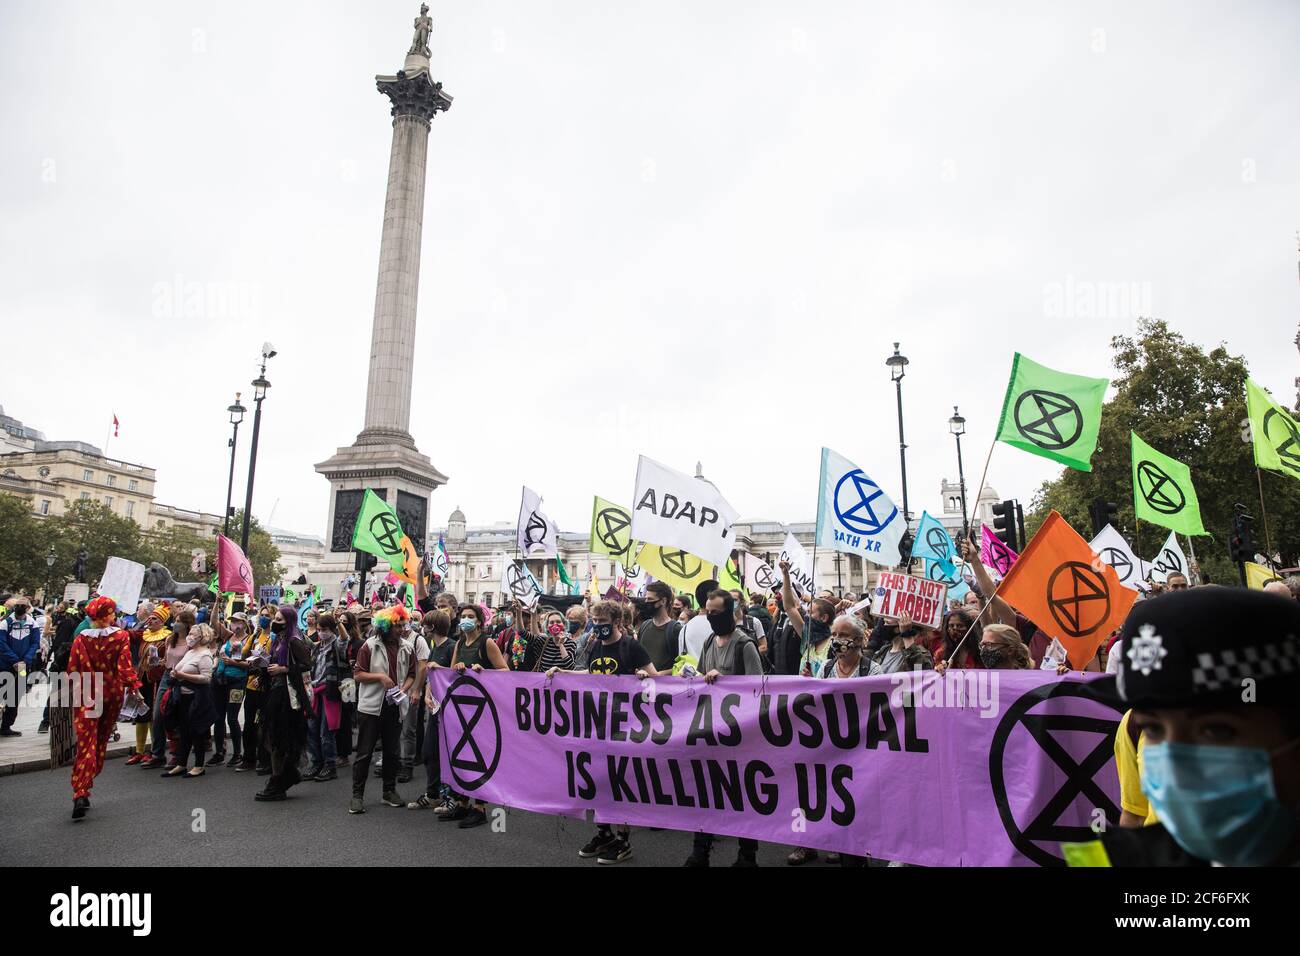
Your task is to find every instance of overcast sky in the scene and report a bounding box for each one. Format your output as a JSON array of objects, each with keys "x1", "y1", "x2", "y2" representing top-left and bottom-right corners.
[{"x1": 2, "y1": 0, "x2": 1296, "y2": 542}]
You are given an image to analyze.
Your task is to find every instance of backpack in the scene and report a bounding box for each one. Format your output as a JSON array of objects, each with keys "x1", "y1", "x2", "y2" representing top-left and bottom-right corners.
[{"x1": 698, "y1": 632, "x2": 760, "y2": 677}]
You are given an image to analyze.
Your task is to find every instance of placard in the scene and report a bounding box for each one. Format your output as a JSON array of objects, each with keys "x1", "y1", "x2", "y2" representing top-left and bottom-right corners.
[
  {"x1": 97, "y1": 557, "x2": 145, "y2": 615},
  {"x1": 869, "y1": 571, "x2": 947, "y2": 630}
]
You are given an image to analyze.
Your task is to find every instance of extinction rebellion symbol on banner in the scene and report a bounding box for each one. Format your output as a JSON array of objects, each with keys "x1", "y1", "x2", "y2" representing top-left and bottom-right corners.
[
  {"x1": 444, "y1": 674, "x2": 502, "y2": 792},
  {"x1": 1135, "y1": 460, "x2": 1186, "y2": 515},
  {"x1": 1046, "y1": 562, "x2": 1112, "y2": 638},
  {"x1": 989, "y1": 682, "x2": 1122, "y2": 866},
  {"x1": 369, "y1": 512, "x2": 403, "y2": 557},
  {"x1": 833, "y1": 471, "x2": 897, "y2": 536}
]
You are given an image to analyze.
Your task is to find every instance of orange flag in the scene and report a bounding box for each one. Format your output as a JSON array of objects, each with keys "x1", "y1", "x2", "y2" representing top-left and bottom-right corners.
[{"x1": 998, "y1": 510, "x2": 1137, "y2": 668}]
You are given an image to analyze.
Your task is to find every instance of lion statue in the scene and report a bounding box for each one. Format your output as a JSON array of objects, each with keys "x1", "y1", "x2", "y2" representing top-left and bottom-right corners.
[{"x1": 141, "y1": 563, "x2": 214, "y2": 602}]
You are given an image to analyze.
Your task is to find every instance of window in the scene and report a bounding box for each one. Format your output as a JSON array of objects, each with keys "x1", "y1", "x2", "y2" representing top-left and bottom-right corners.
[
  {"x1": 83, "y1": 469, "x2": 93, "y2": 482},
  {"x1": 125, "y1": 501, "x2": 134, "y2": 518},
  {"x1": 40, "y1": 500, "x2": 50, "y2": 515},
  {"x1": 80, "y1": 491, "x2": 90, "y2": 500},
  {"x1": 467, "y1": 592, "x2": 477, "y2": 604},
  {"x1": 104, "y1": 496, "x2": 113, "y2": 508},
  {"x1": 128, "y1": 479, "x2": 138, "y2": 492},
  {"x1": 483, "y1": 592, "x2": 494, "y2": 606},
  {"x1": 106, "y1": 474, "x2": 116, "y2": 487}
]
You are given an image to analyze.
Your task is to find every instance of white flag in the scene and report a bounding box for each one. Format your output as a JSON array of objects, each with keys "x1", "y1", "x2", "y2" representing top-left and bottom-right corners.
[
  {"x1": 631, "y1": 456, "x2": 738, "y2": 567},
  {"x1": 1147, "y1": 531, "x2": 1189, "y2": 585},
  {"x1": 814, "y1": 447, "x2": 906, "y2": 567},
  {"x1": 779, "y1": 533, "x2": 816, "y2": 598},
  {"x1": 99, "y1": 556, "x2": 146, "y2": 613},
  {"x1": 516, "y1": 486, "x2": 558, "y2": 558},
  {"x1": 500, "y1": 560, "x2": 543, "y2": 607},
  {"x1": 741, "y1": 552, "x2": 781, "y2": 595},
  {"x1": 1089, "y1": 524, "x2": 1148, "y2": 592}
]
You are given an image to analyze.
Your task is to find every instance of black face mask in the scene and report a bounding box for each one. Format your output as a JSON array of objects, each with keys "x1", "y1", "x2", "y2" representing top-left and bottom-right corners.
[
  {"x1": 979, "y1": 647, "x2": 1004, "y2": 668},
  {"x1": 707, "y1": 609, "x2": 736, "y2": 637},
  {"x1": 270, "y1": 621, "x2": 285, "y2": 635},
  {"x1": 808, "y1": 617, "x2": 830, "y2": 641}
]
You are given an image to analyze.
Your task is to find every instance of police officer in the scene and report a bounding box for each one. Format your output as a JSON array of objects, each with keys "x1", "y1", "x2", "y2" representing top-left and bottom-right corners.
[{"x1": 1069, "y1": 587, "x2": 1300, "y2": 866}]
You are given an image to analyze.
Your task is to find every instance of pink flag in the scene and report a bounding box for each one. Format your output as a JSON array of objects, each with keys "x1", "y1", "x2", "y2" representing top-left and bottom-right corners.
[
  {"x1": 979, "y1": 523, "x2": 1019, "y2": 578},
  {"x1": 384, "y1": 571, "x2": 400, "y2": 586},
  {"x1": 479, "y1": 602, "x2": 494, "y2": 626},
  {"x1": 217, "y1": 534, "x2": 255, "y2": 596}
]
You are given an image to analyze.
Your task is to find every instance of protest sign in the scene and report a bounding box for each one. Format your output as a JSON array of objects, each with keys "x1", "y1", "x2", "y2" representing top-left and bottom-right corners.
[
  {"x1": 98, "y1": 557, "x2": 145, "y2": 614},
  {"x1": 779, "y1": 533, "x2": 815, "y2": 597},
  {"x1": 432, "y1": 669, "x2": 1122, "y2": 867},
  {"x1": 870, "y1": 571, "x2": 947, "y2": 630}
]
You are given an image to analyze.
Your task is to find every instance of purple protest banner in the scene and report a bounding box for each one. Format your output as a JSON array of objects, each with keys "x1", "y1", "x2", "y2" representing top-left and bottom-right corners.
[{"x1": 432, "y1": 669, "x2": 1122, "y2": 866}]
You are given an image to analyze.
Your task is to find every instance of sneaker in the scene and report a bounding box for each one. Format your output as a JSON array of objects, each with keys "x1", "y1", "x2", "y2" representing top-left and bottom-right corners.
[
  {"x1": 38, "y1": 721, "x2": 49, "y2": 734},
  {"x1": 596, "y1": 838, "x2": 632, "y2": 865},
  {"x1": 124, "y1": 754, "x2": 145, "y2": 766},
  {"x1": 234, "y1": 759, "x2": 256, "y2": 772},
  {"x1": 578, "y1": 830, "x2": 618, "y2": 859},
  {"x1": 209, "y1": 753, "x2": 226, "y2": 767},
  {"x1": 438, "y1": 805, "x2": 470, "y2": 823},
  {"x1": 141, "y1": 757, "x2": 166, "y2": 769},
  {"x1": 255, "y1": 765, "x2": 272, "y2": 776},
  {"x1": 313, "y1": 766, "x2": 337, "y2": 782},
  {"x1": 305, "y1": 764, "x2": 324, "y2": 780},
  {"x1": 731, "y1": 854, "x2": 758, "y2": 868},
  {"x1": 71, "y1": 796, "x2": 89, "y2": 820},
  {"x1": 683, "y1": 852, "x2": 710, "y2": 867},
  {"x1": 381, "y1": 789, "x2": 404, "y2": 808},
  {"x1": 226, "y1": 754, "x2": 242, "y2": 768},
  {"x1": 787, "y1": 847, "x2": 818, "y2": 866},
  {"x1": 253, "y1": 789, "x2": 286, "y2": 802},
  {"x1": 457, "y1": 808, "x2": 488, "y2": 829},
  {"x1": 0, "y1": 729, "x2": 23, "y2": 737},
  {"x1": 407, "y1": 794, "x2": 436, "y2": 809},
  {"x1": 335, "y1": 756, "x2": 350, "y2": 768},
  {"x1": 348, "y1": 797, "x2": 366, "y2": 814}
]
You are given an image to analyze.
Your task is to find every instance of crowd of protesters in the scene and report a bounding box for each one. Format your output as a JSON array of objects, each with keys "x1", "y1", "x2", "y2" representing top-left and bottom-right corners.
[{"x1": 3, "y1": 533, "x2": 1298, "y2": 867}]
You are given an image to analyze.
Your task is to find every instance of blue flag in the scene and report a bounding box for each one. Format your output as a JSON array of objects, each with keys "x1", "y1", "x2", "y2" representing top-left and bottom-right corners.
[
  {"x1": 911, "y1": 511, "x2": 957, "y2": 566},
  {"x1": 815, "y1": 447, "x2": 906, "y2": 566},
  {"x1": 297, "y1": 591, "x2": 315, "y2": 632}
]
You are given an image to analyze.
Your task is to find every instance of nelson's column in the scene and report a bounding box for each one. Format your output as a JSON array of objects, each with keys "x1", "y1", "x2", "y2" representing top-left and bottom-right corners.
[{"x1": 314, "y1": 4, "x2": 451, "y2": 576}]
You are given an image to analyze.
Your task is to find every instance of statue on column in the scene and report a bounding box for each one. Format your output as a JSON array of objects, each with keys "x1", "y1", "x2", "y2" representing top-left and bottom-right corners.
[{"x1": 408, "y1": 3, "x2": 432, "y2": 58}]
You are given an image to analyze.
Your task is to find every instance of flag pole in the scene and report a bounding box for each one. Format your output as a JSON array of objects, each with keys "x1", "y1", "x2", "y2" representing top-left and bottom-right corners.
[
  {"x1": 1184, "y1": 534, "x2": 1200, "y2": 585},
  {"x1": 1256, "y1": 468, "x2": 1274, "y2": 561},
  {"x1": 963, "y1": 439, "x2": 996, "y2": 536}
]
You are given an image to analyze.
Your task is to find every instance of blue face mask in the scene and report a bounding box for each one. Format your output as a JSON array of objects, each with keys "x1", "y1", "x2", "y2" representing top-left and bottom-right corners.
[
  {"x1": 458, "y1": 618, "x2": 477, "y2": 633},
  {"x1": 1141, "y1": 739, "x2": 1300, "y2": 866},
  {"x1": 591, "y1": 622, "x2": 613, "y2": 642},
  {"x1": 259, "y1": 616, "x2": 271, "y2": 630},
  {"x1": 503, "y1": 614, "x2": 513, "y2": 626}
]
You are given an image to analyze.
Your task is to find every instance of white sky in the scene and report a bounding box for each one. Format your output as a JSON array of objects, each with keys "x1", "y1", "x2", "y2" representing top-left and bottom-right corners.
[{"x1": 2, "y1": 0, "x2": 1297, "y2": 541}]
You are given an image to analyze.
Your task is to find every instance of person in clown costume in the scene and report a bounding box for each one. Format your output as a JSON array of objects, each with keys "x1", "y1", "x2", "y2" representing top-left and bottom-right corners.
[{"x1": 67, "y1": 596, "x2": 141, "y2": 820}]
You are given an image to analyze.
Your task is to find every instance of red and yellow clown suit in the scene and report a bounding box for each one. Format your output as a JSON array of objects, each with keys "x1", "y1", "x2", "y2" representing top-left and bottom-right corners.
[{"x1": 68, "y1": 597, "x2": 140, "y2": 801}]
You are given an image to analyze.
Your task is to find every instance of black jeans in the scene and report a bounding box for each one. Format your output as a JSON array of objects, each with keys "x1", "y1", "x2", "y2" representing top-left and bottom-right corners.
[
  {"x1": 337, "y1": 701, "x2": 354, "y2": 758},
  {"x1": 351, "y1": 701, "x2": 401, "y2": 797},
  {"x1": 175, "y1": 694, "x2": 210, "y2": 769},
  {"x1": 242, "y1": 688, "x2": 268, "y2": 767},
  {"x1": 693, "y1": 832, "x2": 757, "y2": 861},
  {"x1": 421, "y1": 709, "x2": 442, "y2": 797},
  {"x1": 212, "y1": 683, "x2": 243, "y2": 756},
  {"x1": 1, "y1": 665, "x2": 21, "y2": 731}
]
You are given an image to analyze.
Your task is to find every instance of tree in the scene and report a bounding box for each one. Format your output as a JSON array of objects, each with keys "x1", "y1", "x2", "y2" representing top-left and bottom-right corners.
[
  {"x1": 1027, "y1": 319, "x2": 1300, "y2": 583},
  {"x1": 0, "y1": 495, "x2": 50, "y2": 596},
  {"x1": 221, "y1": 510, "x2": 283, "y2": 591},
  {"x1": 144, "y1": 523, "x2": 217, "y2": 584},
  {"x1": 41, "y1": 500, "x2": 147, "y2": 595}
]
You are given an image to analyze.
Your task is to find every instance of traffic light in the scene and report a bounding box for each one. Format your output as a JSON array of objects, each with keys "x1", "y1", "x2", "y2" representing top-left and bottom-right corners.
[
  {"x1": 991, "y1": 500, "x2": 1019, "y2": 552},
  {"x1": 354, "y1": 552, "x2": 378, "y2": 573},
  {"x1": 898, "y1": 529, "x2": 915, "y2": 566},
  {"x1": 1088, "y1": 499, "x2": 1119, "y2": 538},
  {"x1": 1228, "y1": 506, "x2": 1256, "y2": 565}
]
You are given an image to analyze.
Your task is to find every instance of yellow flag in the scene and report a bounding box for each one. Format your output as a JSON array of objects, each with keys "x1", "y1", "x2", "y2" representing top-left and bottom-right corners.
[
  {"x1": 1245, "y1": 562, "x2": 1283, "y2": 591},
  {"x1": 636, "y1": 543, "x2": 714, "y2": 596}
]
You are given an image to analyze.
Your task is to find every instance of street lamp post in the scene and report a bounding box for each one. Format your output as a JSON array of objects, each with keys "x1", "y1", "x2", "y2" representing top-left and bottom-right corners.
[
  {"x1": 223, "y1": 393, "x2": 247, "y2": 538},
  {"x1": 45, "y1": 547, "x2": 56, "y2": 603},
  {"x1": 240, "y1": 345, "x2": 276, "y2": 554},
  {"x1": 886, "y1": 343, "x2": 912, "y2": 544},
  {"x1": 949, "y1": 405, "x2": 969, "y2": 541}
]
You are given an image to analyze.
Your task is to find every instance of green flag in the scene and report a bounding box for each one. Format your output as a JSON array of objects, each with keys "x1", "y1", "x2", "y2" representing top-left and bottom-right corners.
[
  {"x1": 995, "y1": 353, "x2": 1108, "y2": 471},
  {"x1": 1131, "y1": 431, "x2": 1206, "y2": 535},
  {"x1": 717, "y1": 550, "x2": 746, "y2": 599},
  {"x1": 590, "y1": 496, "x2": 636, "y2": 563},
  {"x1": 351, "y1": 488, "x2": 409, "y2": 564},
  {"x1": 1246, "y1": 377, "x2": 1300, "y2": 482},
  {"x1": 556, "y1": 556, "x2": 576, "y2": 593},
  {"x1": 284, "y1": 588, "x2": 297, "y2": 602}
]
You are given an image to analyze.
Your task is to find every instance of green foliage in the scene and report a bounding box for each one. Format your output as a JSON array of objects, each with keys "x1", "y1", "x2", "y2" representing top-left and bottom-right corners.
[
  {"x1": 0, "y1": 495, "x2": 50, "y2": 595},
  {"x1": 1028, "y1": 319, "x2": 1300, "y2": 582},
  {"x1": 42, "y1": 500, "x2": 147, "y2": 595}
]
